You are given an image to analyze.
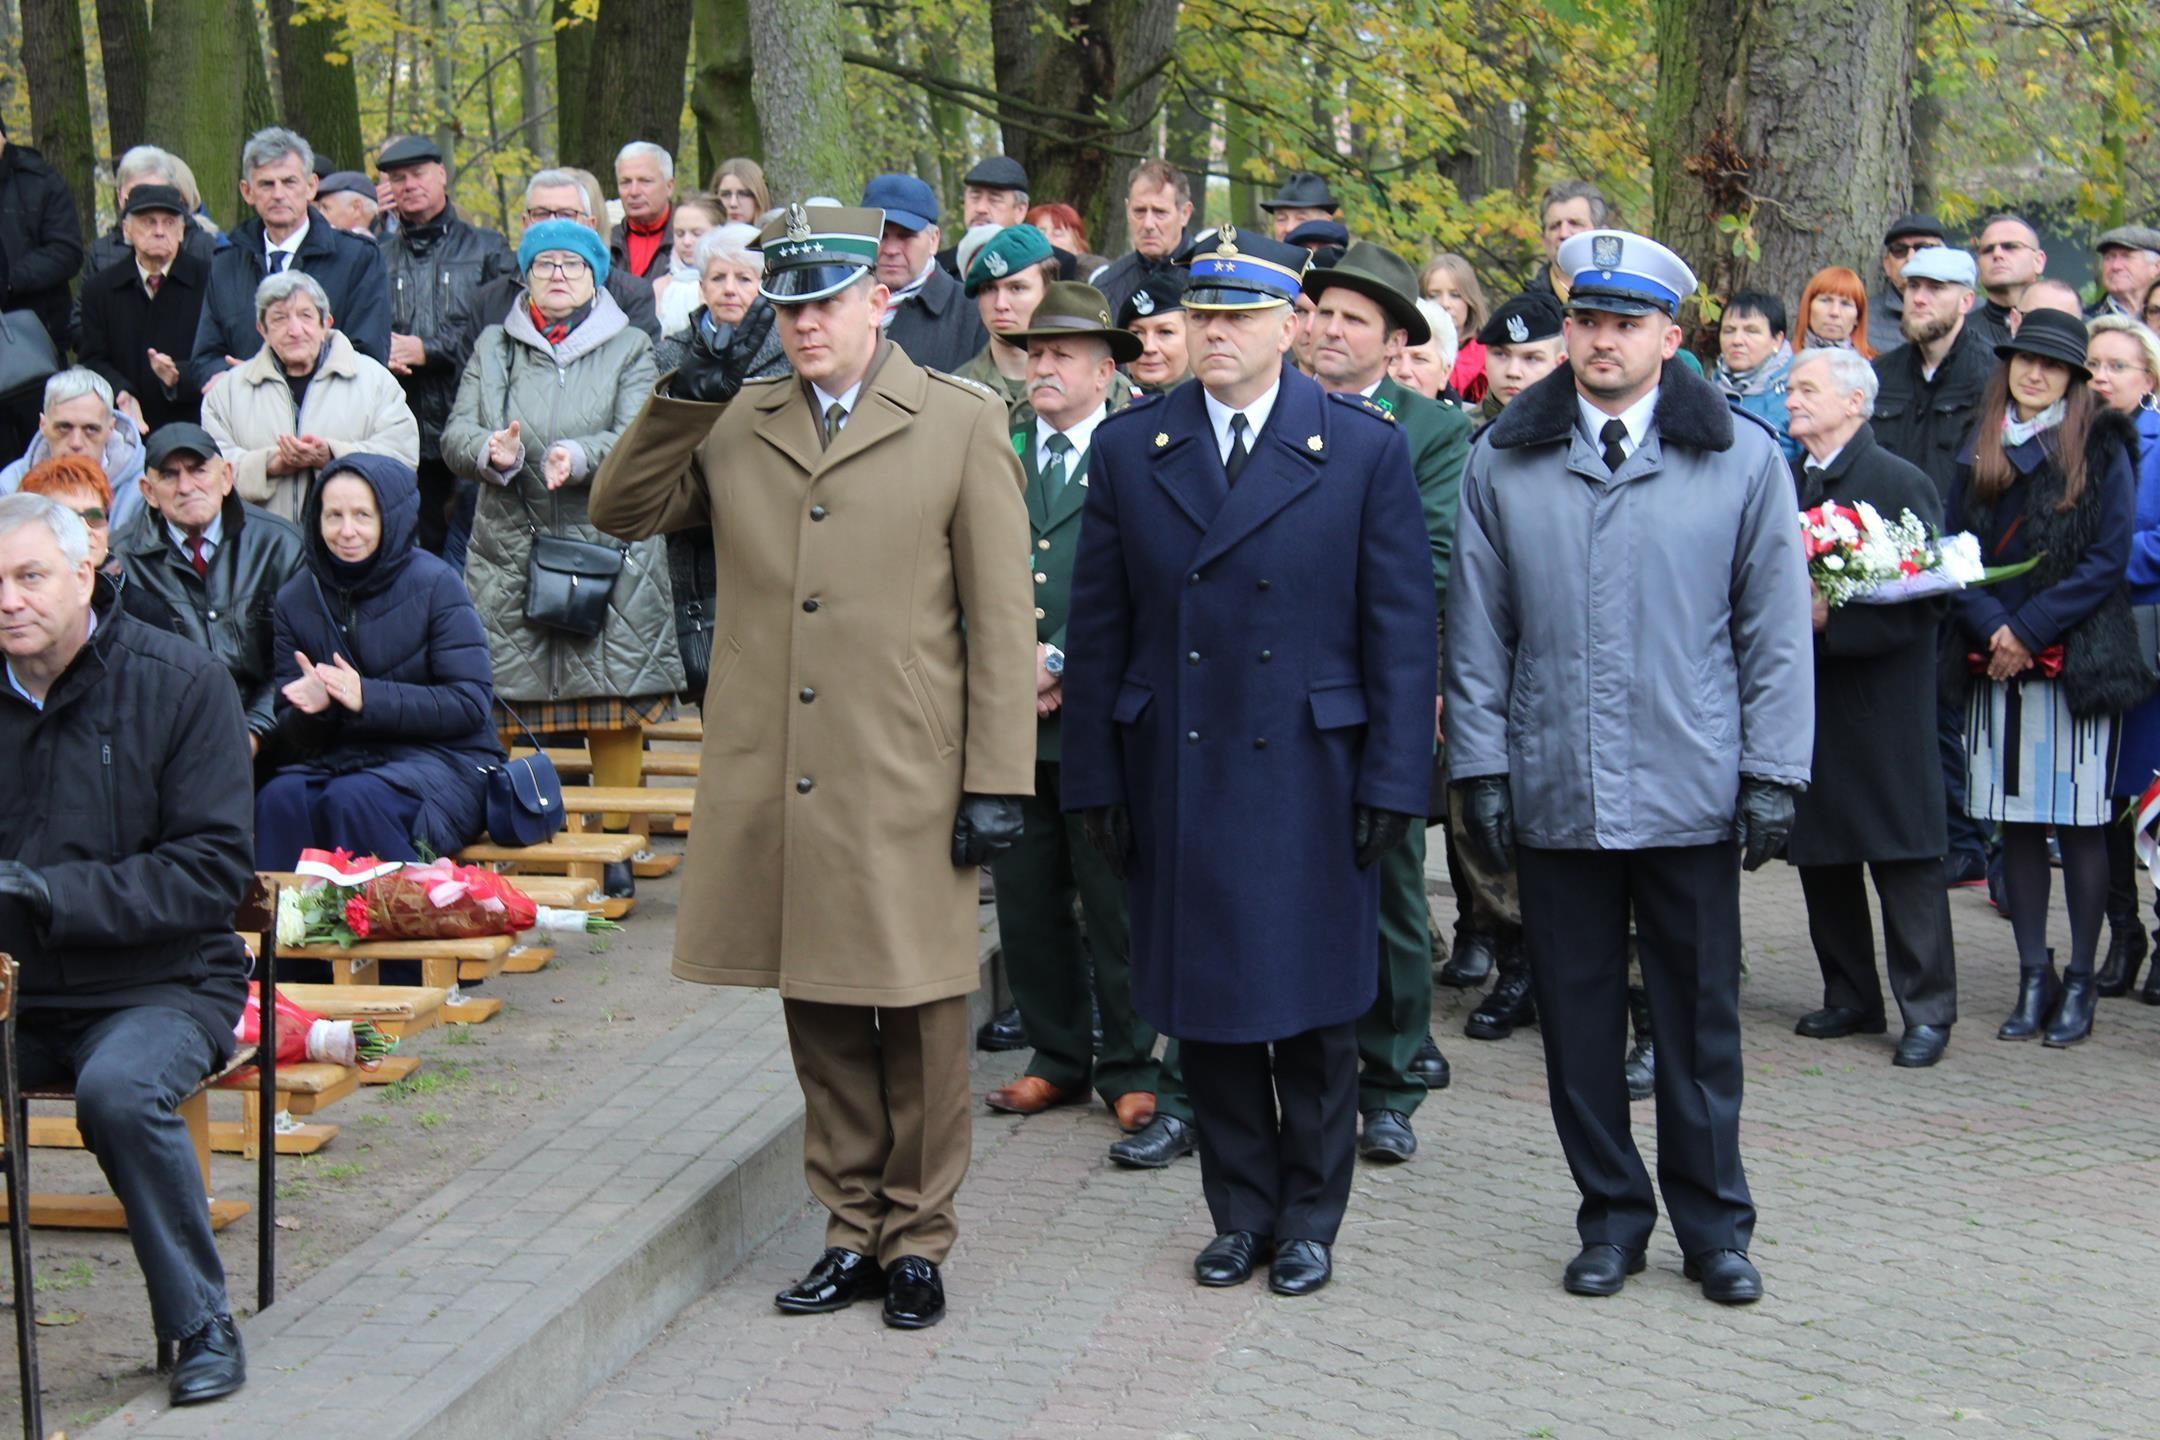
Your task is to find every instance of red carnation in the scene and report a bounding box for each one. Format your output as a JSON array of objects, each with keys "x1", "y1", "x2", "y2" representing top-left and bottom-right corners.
[{"x1": 343, "y1": 893, "x2": 372, "y2": 938}]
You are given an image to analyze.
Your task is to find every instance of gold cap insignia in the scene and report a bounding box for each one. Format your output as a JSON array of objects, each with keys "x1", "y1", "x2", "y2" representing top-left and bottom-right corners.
[
  {"x1": 1215, "y1": 225, "x2": 1241, "y2": 257},
  {"x1": 1154, "y1": 432, "x2": 1169, "y2": 448},
  {"x1": 1306, "y1": 435, "x2": 1324, "y2": 451}
]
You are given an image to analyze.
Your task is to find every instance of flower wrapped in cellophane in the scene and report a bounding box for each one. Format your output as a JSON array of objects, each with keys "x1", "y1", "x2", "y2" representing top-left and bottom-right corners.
[{"x1": 1799, "y1": 502, "x2": 2037, "y2": 608}]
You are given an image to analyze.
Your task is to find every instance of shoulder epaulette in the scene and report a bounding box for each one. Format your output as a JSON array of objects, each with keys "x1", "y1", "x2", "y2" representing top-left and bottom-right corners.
[
  {"x1": 928, "y1": 368, "x2": 1004, "y2": 403},
  {"x1": 1098, "y1": 391, "x2": 1163, "y2": 428},
  {"x1": 1328, "y1": 391, "x2": 1398, "y2": 425}
]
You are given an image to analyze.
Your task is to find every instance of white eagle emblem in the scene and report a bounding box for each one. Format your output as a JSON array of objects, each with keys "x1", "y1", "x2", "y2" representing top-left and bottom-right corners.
[
  {"x1": 985, "y1": 250, "x2": 1009, "y2": 278},
  {"x1": 1132, "y1": 289, "x2": 1155, "y2": 316},
  {"x1": 1505, "y1": 313, "x2": 1529, "y2": 343},
  {"x1": 1591, "y1": 234, "x2": 1622, "y2": 270}
]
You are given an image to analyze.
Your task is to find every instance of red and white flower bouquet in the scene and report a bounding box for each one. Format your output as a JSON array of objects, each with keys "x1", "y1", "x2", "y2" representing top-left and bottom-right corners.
[{"x1": 1799, "y1": 501, "x2": 2035, "y2": 608}]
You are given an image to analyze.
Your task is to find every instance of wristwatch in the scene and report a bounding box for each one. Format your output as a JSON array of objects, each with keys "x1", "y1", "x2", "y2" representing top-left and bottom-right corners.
[{"x1": 1043, "y1": 646, "x2": 1066, "y2": 677}]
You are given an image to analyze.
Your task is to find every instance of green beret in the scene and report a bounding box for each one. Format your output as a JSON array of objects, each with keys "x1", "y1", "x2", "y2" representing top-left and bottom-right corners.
[{"x1": 963, "y1": 223, "x2": 1054, "y2": 297}]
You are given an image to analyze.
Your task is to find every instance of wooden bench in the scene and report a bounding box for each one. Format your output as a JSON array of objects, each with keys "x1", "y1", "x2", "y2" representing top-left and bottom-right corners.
[
  {"x1": 561, "y1": 787, "x2": 695, "y2": 873},
  {"x1": 643, "y1": 716, "x2": 704, "y2": 743},
  {"x1": 458, "y1": 833, "x2": 641, "y2": 919},
  {"x1": 511, "y1": 746, "x2": 701, "y2": 781},
  {"x1": 276, "y1": 936, "x2": 510, "y2": 1023}
]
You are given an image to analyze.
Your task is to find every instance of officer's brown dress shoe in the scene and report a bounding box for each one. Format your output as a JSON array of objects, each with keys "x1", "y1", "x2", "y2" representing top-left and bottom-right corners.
[
  {"x1": 985, "y1": 1075, "x2": 1084, "y2": 1115},
  {"x1": 1113, "y1": 1091, "x2": 1157, "y2": 1132}
]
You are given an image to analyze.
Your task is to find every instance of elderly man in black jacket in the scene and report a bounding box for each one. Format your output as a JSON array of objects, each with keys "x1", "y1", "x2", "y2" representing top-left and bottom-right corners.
[
  {"x1": 374, "y1": 137, "x2": 515, "y2": 554},
  {"x1": 77, "y1": 185, "x2": 211, "y2": 434},
  {"x1": 117, "y1": 424, "x2": 306, "y2": 753},
  {"x1": 0, "y1": 491, "x2": 255, "y2": 1406},
  {"x1": 1786, "y1": 348, "x2": 1959, "y2": 1068},
  {"x1": 188, "y1": 128, "x2": 391, "y2": 394}
]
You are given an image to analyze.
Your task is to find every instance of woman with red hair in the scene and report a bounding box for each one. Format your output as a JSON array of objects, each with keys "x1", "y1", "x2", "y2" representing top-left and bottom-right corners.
[
  {"x1": 19, "y1": 455, "x2": 118, "y2": 572},
  {"x1": 1027, "y1": 202, "x2": 1106, "y2": 275},
  {"x1": 1797, "y1": 266, "x2": 1875, "y2": 359}
]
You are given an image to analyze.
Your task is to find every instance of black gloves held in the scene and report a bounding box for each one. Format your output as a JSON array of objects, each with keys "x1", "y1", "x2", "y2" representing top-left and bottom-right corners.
[
  {"x1": 668, "y1": 319, "x2": 746, "y2": 405},
  {"x1": 1735, "y1": 778, "x2": 1799, "y2": 873},
  {"x1": 1081, "y1": 805, "x2": 1133, "y2": 879},
  {"x1": 0, "y1": 861, "x2": 53, "y2": 926},
  {"x1": 952, "y1": 794, "x2": 1026, "y2": 867},
  {"x1": 1353, "y1": 807, "x2": 1415, "y2": 868},
  {"x1": 1455, "y1": 776, "x2": 1515, "y2": 878}
]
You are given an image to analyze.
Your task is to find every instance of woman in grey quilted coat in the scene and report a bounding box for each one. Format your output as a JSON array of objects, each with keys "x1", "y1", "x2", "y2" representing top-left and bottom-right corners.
[{"x1": 440, "y1": 220, "x2": 680, "y2": 843}]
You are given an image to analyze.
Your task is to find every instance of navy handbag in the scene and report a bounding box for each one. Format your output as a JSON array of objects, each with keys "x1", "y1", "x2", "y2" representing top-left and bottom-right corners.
[{"x1": 485, "y1": 707, "x2": 567, "y2": 847}]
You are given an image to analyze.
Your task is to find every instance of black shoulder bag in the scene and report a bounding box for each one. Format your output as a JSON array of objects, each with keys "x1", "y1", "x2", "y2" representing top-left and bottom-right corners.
[
  {"x1": 484, "y1": 705, "x2": 568, "y2": 847},
  {"x1": 499, "y1": 339, "x2": 627, "y2": 638}
]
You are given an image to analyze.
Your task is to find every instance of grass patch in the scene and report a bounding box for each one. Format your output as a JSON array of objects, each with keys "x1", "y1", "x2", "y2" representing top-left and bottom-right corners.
[{"x1": 39, "y1": 1259, "x2": 94, "y2": 1292}]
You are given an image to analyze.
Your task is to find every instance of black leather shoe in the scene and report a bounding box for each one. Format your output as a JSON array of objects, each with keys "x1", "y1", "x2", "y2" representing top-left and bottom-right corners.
[
  {"x1": 1409, "y1": 1034, "x2": 1451, "y2": 1090},
  {"x1": 775, "y1": 1246, "x2": 885, "y2": 1314},
  {"x1": 1268, "y1": 1239, "x2": 1332, "y2": 1296},
  {"x1": 1109, "y1": 1113, "x2": 1196, "y2": 1168},
  {"x1": 1438, "y1": 928, "x2": 1497, "y2": 987},
  {"x1": 1562, "y1": 1243, "x2": 1645, "y2": 1297},
  {"x1": 1194, "y1": 1230, "x2": 1270, "y2": 1287},
  {"x1": 881, "y1": 1256, "x2": 945, "y2": 1329},
  {"x1": 2043, "y1": 971, "x2": 2097, "y2": 1048},
  {"x1": 1684, "y1": 1249, "x2": 1763, "y2": 1304},
  {"x1": 1794, "y1": 1005, "x2": 1888, "y2": 1039},
  {"x1": 1358, "y1": 1109, "x2": 1416, "y2": 1163},
  {"x1": 602, "y1": 860, "x2": 636, "y2": 899},
  {"x1": 168, "y1": 1314, "x2": 245, "y2": 1406},
  {"x1": 1998, "y1": 964, "x2": 2060, "y2": 1041},
  {"x1": 975, "y1": 1004, "x2": 1026, "y2": 1052},
  {"x1": 1893, "y1": 1024, "x2": 1950, "y2": 1068},
  {"x1": 2098, "y1": 924, "x2": 2147, "y2": 997},
  {"x1": 1465, "y1": 963, "x2": 1535, "y2": 1039}
]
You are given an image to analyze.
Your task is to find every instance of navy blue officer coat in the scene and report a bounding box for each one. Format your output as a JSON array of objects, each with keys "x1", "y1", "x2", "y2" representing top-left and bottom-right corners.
[{"x1": 1059, "y1": 367, "x2": 1436, "y2": 1044}]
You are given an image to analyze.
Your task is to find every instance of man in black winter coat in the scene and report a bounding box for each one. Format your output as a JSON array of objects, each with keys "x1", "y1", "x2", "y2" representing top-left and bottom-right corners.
[
  {"x1": 0, "y1": 123, "x2": 85, "y2": 460},
  {"x1": 1785, "y1": 349, "x2": 1959, "y2": 1070},
  {"x1": 76, "y1": 185, "x2": 212, "y2": 434},
  {"x1": 374, "y1": 137, "x2": 516, "y2": 553},
  {"x1": 117, "y1": 424, "x2": 306, "y2": 751},
  {"x1": 0, "y1": 492, "x2": 255, "y2": 1407},
  {"x1": 188, "y1": 129, "x2": 391, "y2": 394}
]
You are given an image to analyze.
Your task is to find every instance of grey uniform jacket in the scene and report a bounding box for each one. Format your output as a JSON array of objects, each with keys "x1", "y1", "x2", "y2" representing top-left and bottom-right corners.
[{"x1": 1443, "y1": 360, "x2": 1814, "y2": 850}]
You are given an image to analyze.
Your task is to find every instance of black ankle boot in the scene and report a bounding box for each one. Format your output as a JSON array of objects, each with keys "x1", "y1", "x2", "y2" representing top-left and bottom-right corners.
[
  {"x1": 1623, "y1": 984, "x2": 1655, "y2": 1100},
  {"x1": 2097, "y1": 924, "x2": 2148, "y2": 998},
  {"x1": 1998, "y1": 958, "x2": 2060, "y2": 1041},
  {"x1": 2043, "y1": 970, "x2": 2097, "y2": 1047},
  {"x1": 1465, "y1": 945, "x2": 1535, "y2": 1040}
]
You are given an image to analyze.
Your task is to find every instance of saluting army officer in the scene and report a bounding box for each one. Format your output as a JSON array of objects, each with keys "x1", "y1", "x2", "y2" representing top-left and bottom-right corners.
[
  {"x1": 1061, "y1": 228, "x2": 1435, "y2": 1297},
  {"x1": 1444, "y1": 231, "x2": 1813, "y2": 1306},
  {"x1": 588, "y1": 205, "x2": 1038, "y2": 1331},
  {"x1": 979, "y1": 282, "x2": 1164, "y2": 1132}
]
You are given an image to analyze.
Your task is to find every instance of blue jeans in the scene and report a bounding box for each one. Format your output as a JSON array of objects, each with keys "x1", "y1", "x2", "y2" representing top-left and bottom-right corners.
[{"x1": 16, "y1": 1005, "x2": 230, "y2": 1340}]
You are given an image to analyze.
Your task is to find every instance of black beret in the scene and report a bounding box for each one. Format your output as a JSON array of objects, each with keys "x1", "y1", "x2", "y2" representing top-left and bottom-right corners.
[
  {"x1": 1476, "y1": 292, "x2": 1565, "y2": 348},
  {"x1": 1116, "y1": 271, "x2": 1187, "y2": 327}
]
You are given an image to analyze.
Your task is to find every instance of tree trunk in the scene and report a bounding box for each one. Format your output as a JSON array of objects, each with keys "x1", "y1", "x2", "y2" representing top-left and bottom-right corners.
[
  {"x1": 1222, "y1": 97, "x2": 1257, "y2": 236},
  {"x1": 513, "y1": 0, "x2": 546, "y2": 165},
  {"x1": 267, "y1": 0, "x2": 364, "y2": 171},
  {"x1": 580, "y1": 0, "x2": 692, "y2": 185},
  {"x1": 94, "y1": 0, "x2": 152, "y2": 159},
  {"x1": 150, "y1": 0, "x2": 251, "y2": 226},
  {"x1": 1165, "y1": 91, "x2": 1211, "y2": 229},
  {"x1": 429, "y1": 0, "x2": 456, "y2": 164},
  {"x1": 1652, "y1": 0, "x2": 1917, "y2": 331},
  {"x1": 553, "y1": 0, "x2": 592, "y2": 175},
  {"x1": 746, "y1": 0, "x2": 853, "y2": 202},
  {"x1": 984, "y1": 0, "x2": 1181, "y2": 244},
  {"x1": 691, "y1": 0, "x2": 759, "y2": 186},
  {"x1": 22, "y1": 0, "x2": 96, "y2": 248},
  {"x1": 237, "y1": 0, "x2": 280, "y2": 137}
]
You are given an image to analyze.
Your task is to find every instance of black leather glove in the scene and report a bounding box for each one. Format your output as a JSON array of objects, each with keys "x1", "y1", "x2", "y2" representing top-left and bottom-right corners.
[
  {"x1": 952, "y1": 793, "x2": 1026, "y2": 867},
  {"x1": 1735, "y1": 778, "x2": 1799, "y2": 873},
  {"x1": 1081, "y1": 805, "x2": 1133, "y2": 879},
  {"x1": 1353, "y1": 806, "x2": 1414, "y2": 868},
  {"x1": 0, "y1": 861, "x2": 53, "y2": 926},
  {"x1": 668, "y1": 316, "x2": 745, "y2": 405},
  {"x1": 1456, "y1": 777, "x2": 1515, "y2": 878}
]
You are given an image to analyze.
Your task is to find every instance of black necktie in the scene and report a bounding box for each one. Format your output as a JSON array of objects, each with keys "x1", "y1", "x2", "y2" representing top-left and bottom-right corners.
[
  {"x1": 269, "y1": 251, "x2": 289, "y2": 274},
  {"x1": 1599, "y1": 418, "x2": 1629, "y2": 473},
  {"x1": 1224, "y1": 413, "x2": 1252, "y2": 486}
]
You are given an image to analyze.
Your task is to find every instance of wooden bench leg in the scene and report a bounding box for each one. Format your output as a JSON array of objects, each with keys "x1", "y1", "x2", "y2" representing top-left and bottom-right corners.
[{"x1": 183, "y1": 1090, "x2": 212, "y2": 1196}]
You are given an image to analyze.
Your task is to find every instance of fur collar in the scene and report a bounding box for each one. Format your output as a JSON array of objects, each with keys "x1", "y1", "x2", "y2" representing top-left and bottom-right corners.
[{"x1": 1488, "y1": 357, "x2": 1736, "y2": 453}]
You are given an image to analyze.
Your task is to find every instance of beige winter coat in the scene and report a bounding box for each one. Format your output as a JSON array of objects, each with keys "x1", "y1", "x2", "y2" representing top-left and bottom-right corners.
[{"x1": 201, "y1": 329, "x2": 420, "y2": 524}]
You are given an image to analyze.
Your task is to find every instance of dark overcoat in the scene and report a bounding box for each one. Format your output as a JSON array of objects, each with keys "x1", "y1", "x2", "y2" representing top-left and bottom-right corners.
[
  {"x1": 76, "y1": 248, "x2": 212, "y2": 431},
  {"x1": 1787, "y1": 423, "x2": 1949, "y2": 866},
  {"x1": 1059, "y1": 369, "x2": 1436, "y2": 1044},
  {"x1": 263, "y1": 454, "x2": 502, "y2": 855}
]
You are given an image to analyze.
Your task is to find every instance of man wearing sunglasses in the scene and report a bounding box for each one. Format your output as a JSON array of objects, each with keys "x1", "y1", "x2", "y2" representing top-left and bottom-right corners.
[
  {"x1": 1967, "y1": 214, "x2": 2047, "y2": 353},
  {"x1": 1867, "y1": 213, "x2": 1947, "y2": 356}
]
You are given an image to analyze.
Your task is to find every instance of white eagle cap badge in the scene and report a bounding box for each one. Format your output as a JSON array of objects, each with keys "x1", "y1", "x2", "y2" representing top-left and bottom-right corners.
[
  {"x1": 985, "y1": 250, "x2": 1009, "y2": 278},
  {"x1": 1131, "y1": 288, "x2": 1155, "y2": 316},
  {"x1": 1505, "y1": 313, "x2": 1530, "y2": 343}
]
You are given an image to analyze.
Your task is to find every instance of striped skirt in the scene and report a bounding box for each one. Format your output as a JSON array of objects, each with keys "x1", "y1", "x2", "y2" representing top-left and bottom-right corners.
[{"x1": 1965, "y1": 677, "x2": 2119, "y2": 826}]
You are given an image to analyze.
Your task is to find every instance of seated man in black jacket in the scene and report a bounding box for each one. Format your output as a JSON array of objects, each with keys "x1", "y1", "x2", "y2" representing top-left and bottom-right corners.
[
  {"x1": 116, "y1": 423, "x2": 306, "y2": 755},
  {"x1": 0, "y1": 492, "x2": 254, "y2": 1406}
]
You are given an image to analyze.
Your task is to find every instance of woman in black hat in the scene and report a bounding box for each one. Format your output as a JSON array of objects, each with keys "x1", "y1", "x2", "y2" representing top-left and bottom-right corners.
[{"x1": 1947, "y1": 307, "x2": 2150, "y2": 1047}]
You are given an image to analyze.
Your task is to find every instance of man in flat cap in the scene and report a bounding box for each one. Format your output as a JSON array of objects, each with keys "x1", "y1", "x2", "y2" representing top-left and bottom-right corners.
[
  {"x1": 77, "y1": 184, "x2": 211, "y2": 433},
  {"x1": 1261, "y1": 172, "x2": 1341, "y2": 241},
  {"x1": 864, "y1": 174, "x2": 988, "y2": 372},
  {"x1": 1303, "y1": 240, "x2": 1469, "y2": 1161},
  {"x1": 314, "y1": 173, "x2": 380, "y2": 236},
  {"x1": 935, "y1": 156, "x2": 1033, "y2": 278},
  {"x1": 589, "y1": 203, "x2": 1036, "y2": 1331},
  {"x1": 1867, "y1": 214, "x2": 1946, "y2": 354},
  {"x1": 1446, "y1": 229, "x2": 1812, "y2": 1307},
  {"x1": 1284, "y1": 218, "x2": 1350, "y2": 254},
  {"x1": 2089, "y1": 224, "x2": 2160, "y2": 321},
  {"x1": 374, "y1": 135, "x2": 515, "y2": 554},
  {"x1": 1062, "y1": 227, "x2": 1434, "y2": 1296}
]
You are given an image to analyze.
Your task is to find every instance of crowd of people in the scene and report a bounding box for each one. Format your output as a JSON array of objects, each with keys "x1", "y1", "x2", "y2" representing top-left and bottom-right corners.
[{"x1": 2, "y1": 106, "x2": 2160, "y2": 1396}]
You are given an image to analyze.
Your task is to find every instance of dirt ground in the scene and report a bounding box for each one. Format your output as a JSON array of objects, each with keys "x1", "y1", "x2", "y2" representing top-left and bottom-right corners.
[{"x1": 0, "y1": 838, "x2": 718, "y2": 1433}]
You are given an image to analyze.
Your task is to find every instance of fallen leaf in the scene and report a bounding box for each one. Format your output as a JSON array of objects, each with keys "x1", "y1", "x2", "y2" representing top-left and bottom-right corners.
[
  {"x1": 274, "y1": 1216, "x2": 300, "y2": 1230},
  {"x1": 34, "y1": 1310, "x2": 81, "y2": 1326}
]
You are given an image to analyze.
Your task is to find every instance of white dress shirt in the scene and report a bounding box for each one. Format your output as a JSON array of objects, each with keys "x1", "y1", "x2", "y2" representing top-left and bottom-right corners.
[
  {"x1": 1203, "y1": 379, "x2": 1282, "y2": 466},
  {"x1": 1577, "y1": 386, "x2": 1660, "y2": 462},
  {"x1": 167, "y1": 511, "x2": 226, "y2": 564},
  {"x1": 1035, "y1": 403, "x2": 1109, "y2": 481},
  {"x1": 809, "y1": 378, "x2": 865, "y2": 433},
  {"x1": 266, "y1": 218, "x2": 309, "y2": 274}
]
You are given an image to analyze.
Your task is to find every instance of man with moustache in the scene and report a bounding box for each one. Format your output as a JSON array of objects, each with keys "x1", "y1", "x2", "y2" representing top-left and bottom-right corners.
[
  {"x1": 1061, "y1": 227, "x2": 1435, "y2": 1295},
  {"x1": 1446, "y1": 230, "x2": 1812, "y2": 1306}
]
